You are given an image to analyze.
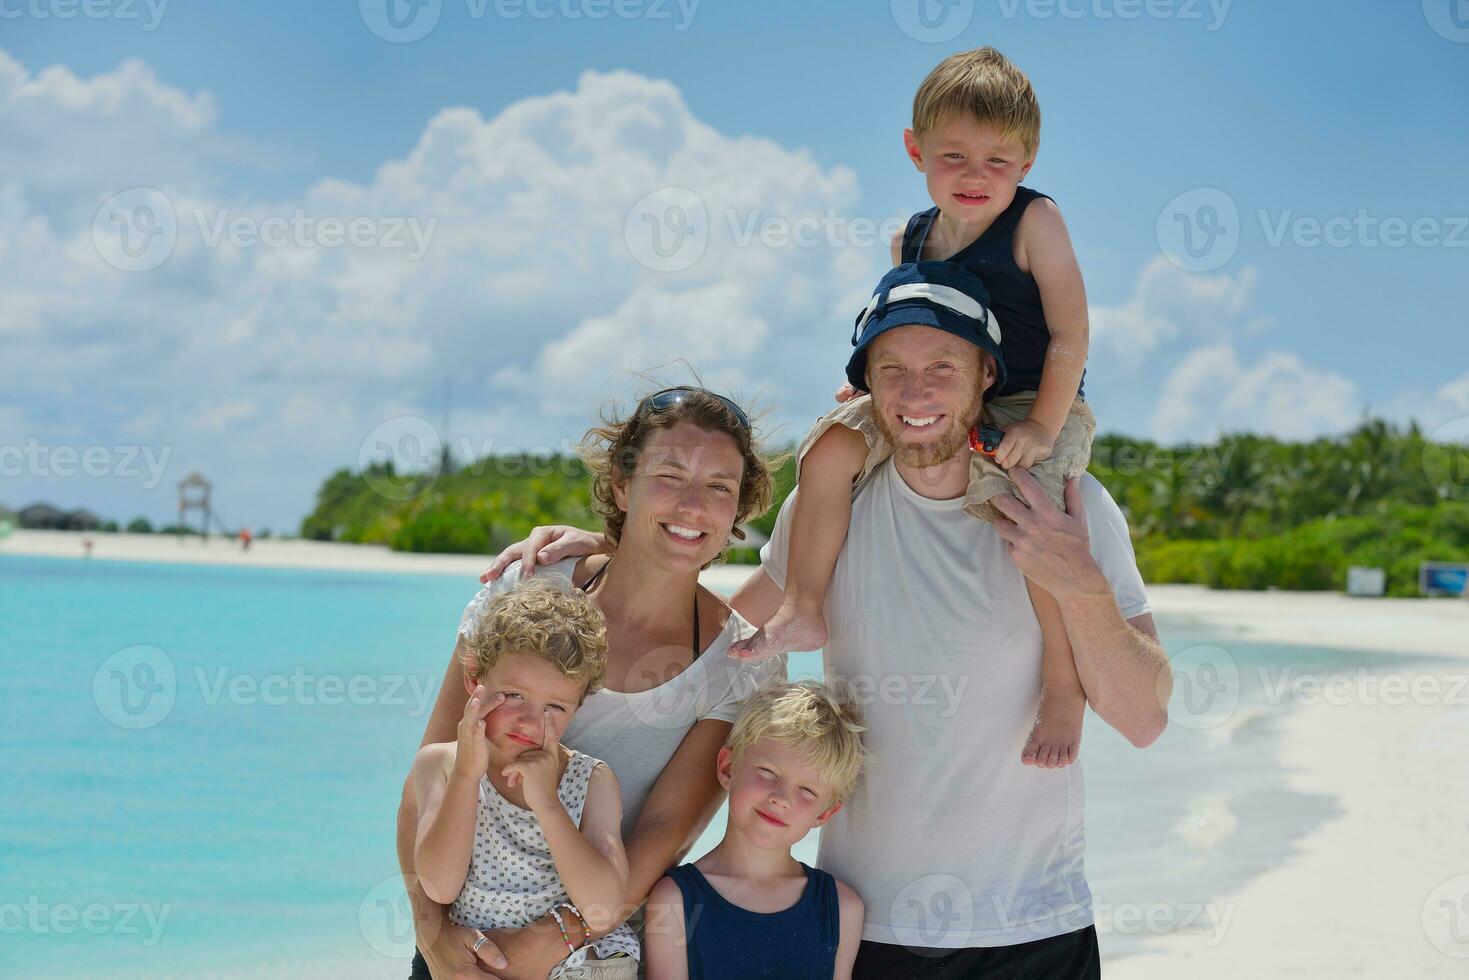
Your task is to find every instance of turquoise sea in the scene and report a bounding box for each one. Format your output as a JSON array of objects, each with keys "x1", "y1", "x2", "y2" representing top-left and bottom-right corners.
[{"x1": 0, "y1": 554, "x2": 1420, "y2": 978}]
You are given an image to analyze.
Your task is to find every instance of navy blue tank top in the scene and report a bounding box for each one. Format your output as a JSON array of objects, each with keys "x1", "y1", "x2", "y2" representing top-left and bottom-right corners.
[
  {"x1": 901, "y1": 186, "x2": 1084, "y2": 398},
  {"x1": 667, "y1": 862, "x2": 840, "y2": 979}
]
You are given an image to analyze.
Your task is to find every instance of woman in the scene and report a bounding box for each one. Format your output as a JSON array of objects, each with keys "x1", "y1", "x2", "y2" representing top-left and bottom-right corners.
[{"x1": 398, "y1": 387, "x2": 785, "y2": 980}]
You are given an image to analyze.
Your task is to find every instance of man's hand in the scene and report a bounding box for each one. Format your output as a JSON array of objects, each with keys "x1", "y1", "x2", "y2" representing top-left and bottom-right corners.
[
  {"x1": 500, "y1": 709, "x2": 561, "y2": 814},
  {"x1": 993, "y1": 417, "x2": 1056, "y2": 470},
  {"x1": 479, "y1": 526, "x2": 606, "y2": 583},
  {"x1": 990, "y1": 470, "x2": 1107, "y2": 599}
]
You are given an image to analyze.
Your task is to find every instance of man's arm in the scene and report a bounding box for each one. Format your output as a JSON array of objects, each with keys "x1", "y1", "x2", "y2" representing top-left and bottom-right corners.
[
  {"x1": 1062, "y1": 603, "x2": 1169, "y2": 747},
  {"x1": 991, "y1": 471, "x2": 1170, "y2": 747}
]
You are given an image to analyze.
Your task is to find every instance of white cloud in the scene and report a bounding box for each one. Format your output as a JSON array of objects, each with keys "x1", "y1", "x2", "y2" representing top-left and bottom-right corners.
[
  {"x1": 1087, "y1": 259, "x2": 1377, "y2": 444},
  {"x1": 1384, "y1": 369, "x2": 1469, "y2": 436},
  {"x1": 1089, "y1": 256, "x2": 1269, "y2": 375},
  {"x1": 8, "y1": 46, "x2": 1451, "y2": 530},
  {"x1": 0, "y1": 51, "x2": 881, "y2": 529},
  {"x1": 1152, "y1": 345, "x2": 1361, "y2": 443}
]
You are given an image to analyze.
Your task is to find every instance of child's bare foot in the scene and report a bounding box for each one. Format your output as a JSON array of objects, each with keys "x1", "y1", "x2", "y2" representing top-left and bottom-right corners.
[
  {"x1": 729, "y1": 602, "x2": 828, "y2": 662},
  {"x1": 1021, "y1": 683, "x2": 1084, "y2": 768}
]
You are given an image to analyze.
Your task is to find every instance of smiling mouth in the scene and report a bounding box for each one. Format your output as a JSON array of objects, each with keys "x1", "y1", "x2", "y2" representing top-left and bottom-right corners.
[
  {"x1": 899, "y1": 414, "x2": 944, "y2": 430},
  {"x1": 660, "y1": 522, "x2": 708, "y2": 544},
  {"x1": 755, "y1": 809, "x2": 788, "y2": 827},
  {"x1": 954, "y1": 191, "x2": 990, "y2": 205}
]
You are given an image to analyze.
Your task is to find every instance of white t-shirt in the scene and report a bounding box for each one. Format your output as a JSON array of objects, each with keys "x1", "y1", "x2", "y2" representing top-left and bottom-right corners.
[
  {"x1": 459, "y1": 559, "x2": 787, "y2": 841},
  {"x1": 759, "y1": 460, "x2": 1150, "y2": 949}
]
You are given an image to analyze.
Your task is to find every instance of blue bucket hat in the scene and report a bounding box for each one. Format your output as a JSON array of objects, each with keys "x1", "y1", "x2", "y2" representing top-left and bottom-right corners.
[{"x1": 845, "y1": 261, "x2": 1006, "y2": 394}]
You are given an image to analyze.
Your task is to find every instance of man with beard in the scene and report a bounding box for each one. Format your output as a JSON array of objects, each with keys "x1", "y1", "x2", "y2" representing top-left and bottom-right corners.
[{"x1": 731, "y1": 262, "x2": 1170, "y2": 978}]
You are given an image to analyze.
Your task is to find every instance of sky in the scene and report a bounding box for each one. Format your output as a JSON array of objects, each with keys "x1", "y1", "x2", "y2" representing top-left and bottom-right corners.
[{"x1": 1, "y1": 0, "x2": 1466, "y2": 532}]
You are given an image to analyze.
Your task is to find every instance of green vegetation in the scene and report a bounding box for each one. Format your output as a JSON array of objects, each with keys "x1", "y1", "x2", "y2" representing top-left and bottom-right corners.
[
  {"x1": 302, "y1": 420, "x2": 1469, "y2": 595},
  {"x1": 300, "y1": 456, "x2": 597, "y2": 556},
  {"x1": 1093, "y1": 420, "x2": 1469, "y2": 596}
]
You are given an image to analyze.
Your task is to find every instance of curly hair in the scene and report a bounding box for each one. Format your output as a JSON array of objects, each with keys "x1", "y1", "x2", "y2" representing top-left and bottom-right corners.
[
  {"x1": 579, "y1": 388, "x2": 779, "y2": 556},
  {"x1": 725, "y1": 680, "x2": 868, "y2": 805},
  {"x1": 459, "y1": 577, "x2": 608, "y2": 702}
]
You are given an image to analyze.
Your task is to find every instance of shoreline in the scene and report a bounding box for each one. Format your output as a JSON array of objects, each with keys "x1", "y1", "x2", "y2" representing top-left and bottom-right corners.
[
  {"x1": 5, "y1": 528, "x2": 1466, "y2": 658},
  {"x1": 0, "y1": 528, "x2": 493, "y2": 577}
]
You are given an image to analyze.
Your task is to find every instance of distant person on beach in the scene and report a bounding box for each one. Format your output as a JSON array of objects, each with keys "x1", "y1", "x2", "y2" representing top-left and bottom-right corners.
[
  {"x1": 411, "y1": 578, "x2": 640, "y2": 978},
  {"x1": 402, "y1": 388, "x2": 785, "y2": 980},
  {"x1": 490, "y1": 265, "x2": 1169, "y2": 977}
]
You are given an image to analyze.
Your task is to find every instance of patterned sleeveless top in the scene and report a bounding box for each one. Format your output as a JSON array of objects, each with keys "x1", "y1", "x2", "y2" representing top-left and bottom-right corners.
[{"x1": 448, "y1": 748, "x2": 640, "y2": 965}]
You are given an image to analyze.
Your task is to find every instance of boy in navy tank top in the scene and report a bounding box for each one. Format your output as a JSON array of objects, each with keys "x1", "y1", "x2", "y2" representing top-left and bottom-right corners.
[
  {"x1": 731, "y1": 48, "x2": 1097, "y2": 771},
  {"x1": 642, "y1": 681, "x2": 867, "y2": 979}
]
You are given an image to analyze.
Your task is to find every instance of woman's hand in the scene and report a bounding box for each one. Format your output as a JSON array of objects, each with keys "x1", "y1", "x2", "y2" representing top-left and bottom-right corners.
[
  {"x1": 452, "y1": 686, "x2": 507, "y2": 783},
  {"x1": 417, "y1": 901, "x2": 509, "y2": 976},
  {"x1": 480, "y1": 526, "x2": 607, "y2": 583}
]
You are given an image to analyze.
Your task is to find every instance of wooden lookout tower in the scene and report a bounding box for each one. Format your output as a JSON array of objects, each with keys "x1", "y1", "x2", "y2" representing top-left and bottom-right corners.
[{"x1": 178, "y1": 472, "x2": 213, "y2": 542}]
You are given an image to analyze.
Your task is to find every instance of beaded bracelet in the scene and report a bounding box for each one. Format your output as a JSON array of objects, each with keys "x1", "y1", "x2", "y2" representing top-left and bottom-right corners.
[
  {"x1": 559, "y1": 902, "x2": 591, "y2": 940},
  {"x1": 548, "y1": 906, "x2": 578, "y2": 956}
]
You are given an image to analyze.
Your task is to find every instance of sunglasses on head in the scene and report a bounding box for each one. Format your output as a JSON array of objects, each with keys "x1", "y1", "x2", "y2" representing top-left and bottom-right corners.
[{"x1": 639, "y1": 387, "x2": 752, "y2": 433}]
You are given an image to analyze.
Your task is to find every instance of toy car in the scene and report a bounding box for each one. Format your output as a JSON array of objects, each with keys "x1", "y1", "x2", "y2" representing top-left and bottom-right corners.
[{"x1": 968, "y1": 425, "x2": 1004, "y2": 457}]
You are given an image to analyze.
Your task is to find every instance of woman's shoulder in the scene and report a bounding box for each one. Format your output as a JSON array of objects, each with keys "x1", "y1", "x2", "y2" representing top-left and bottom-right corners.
[{"x1": 695, "y1": 589, "x2": 757, "y2": 660}]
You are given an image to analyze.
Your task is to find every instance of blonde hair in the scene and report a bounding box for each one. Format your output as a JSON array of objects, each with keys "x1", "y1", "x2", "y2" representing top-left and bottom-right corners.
[
  {"x1": 459, "y1": 577, "x2": 608, "y2": 702},
  {"x1": 579, "y1": 388, "x2": 778, "y2": 555},
  {"x1": 726, "y1": 680, "x2": 868, "y2": 804},
  {"x1": 912, "y1": 47, "x2": 1041, "y2": 159}
]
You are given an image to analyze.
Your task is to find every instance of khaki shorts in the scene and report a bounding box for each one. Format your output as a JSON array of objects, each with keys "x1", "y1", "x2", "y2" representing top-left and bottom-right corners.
[
  {"x1": 551, "y1": 953, "x2": 639, "y2": 980},
  {"x1": 796, "y1": 391, "x2": 1096, "y2": 523}
]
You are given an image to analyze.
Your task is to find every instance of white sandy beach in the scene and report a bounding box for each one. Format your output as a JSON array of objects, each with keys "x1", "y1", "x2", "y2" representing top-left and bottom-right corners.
[{"x1": 6, "y1": 529, "x2": 1468, "y2": 976}]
